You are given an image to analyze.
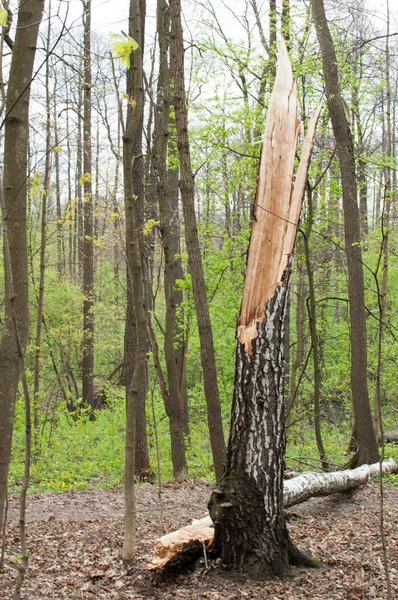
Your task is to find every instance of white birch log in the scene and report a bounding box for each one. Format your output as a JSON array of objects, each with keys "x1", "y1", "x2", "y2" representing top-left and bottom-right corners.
[
  {"x1": 283, "y1": 458, "x2": 398, "y2": 508},
  {"x1": 148, "y1": 459, "x2": 398, "y2": 568},
  {"x1": 379, "y1": 429, "x2": 398, "y2": 443}
]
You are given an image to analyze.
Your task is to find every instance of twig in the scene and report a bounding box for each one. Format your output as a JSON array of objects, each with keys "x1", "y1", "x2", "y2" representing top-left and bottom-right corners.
[
  {"x1": 202, "y1": 541, "x2": 209, "y2": 571},
  {"x1": 0, "y1": 494, "x2": 8, "y2": 570},
  {"x1": 150, "y1": 385, "x2": 164, "y2": 531}
]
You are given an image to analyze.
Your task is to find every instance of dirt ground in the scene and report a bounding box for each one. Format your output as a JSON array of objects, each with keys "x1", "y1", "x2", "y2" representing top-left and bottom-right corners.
[{"x1": 1, "y1": 481, "x2": 397, "y2": 599}]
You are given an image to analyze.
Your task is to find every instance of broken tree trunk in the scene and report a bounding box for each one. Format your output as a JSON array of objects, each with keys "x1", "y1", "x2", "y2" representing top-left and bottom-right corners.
[
  {"x1": 205, "y1": 40, "x2": 322, "y2": 578},
  {"x1": 148, "y1": 458, "x2": 398, "y2": 570}
]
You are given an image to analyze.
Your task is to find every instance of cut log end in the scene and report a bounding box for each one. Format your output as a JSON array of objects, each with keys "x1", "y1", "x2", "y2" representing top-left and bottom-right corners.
[{"x1": 147, "y1": 516, "x2": 214, "y2": 570}]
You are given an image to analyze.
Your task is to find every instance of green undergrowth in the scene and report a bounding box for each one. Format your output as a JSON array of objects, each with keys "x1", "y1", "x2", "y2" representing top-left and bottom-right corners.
[{"x1": 9, "y1": 389, "x2": 398, "y2": 494}]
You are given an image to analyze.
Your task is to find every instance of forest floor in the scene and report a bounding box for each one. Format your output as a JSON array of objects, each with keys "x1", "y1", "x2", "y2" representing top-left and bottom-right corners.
[{"x1": 1, "y1": 480, "x2": 397, "y2": 600}]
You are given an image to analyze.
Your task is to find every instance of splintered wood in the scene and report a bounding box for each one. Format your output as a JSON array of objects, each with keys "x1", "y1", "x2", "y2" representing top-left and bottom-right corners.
[
  {"x1": 148, "y1": 459, "x2": 398, "y2": 569},
  {"x1": 147, "y1": 516, "x2": 214, "y2": 569},
  {"x1": 237, "y1": 40, "x2": 321, "y2": 354}
]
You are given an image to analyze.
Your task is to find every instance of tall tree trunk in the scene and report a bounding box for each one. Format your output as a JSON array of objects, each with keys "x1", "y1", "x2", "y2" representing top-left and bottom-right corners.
[
  {"x1": 65, "y1": 82, "x2": 74, "y2": 279},
  {"x1": 76, "y1": 82, "x2": 84, "y2": 280},
  {"x1": 209, "y1": 45, "x2": 321, "y2": 576},
  {"x1": 303, "y1": 187, "x2": 328, "y2": 470},
  {"x1": 53, "y1": 80, "x2": 65, "y2": 277},
  {"x1": 281, "y1": 0, "x2": 290, "y2": 50},
  {"x1": 268, "y1": 0, "x2": 277, "y2": 83},
  {"x1": 170, "y1": 0, "x2": 226, "y2": 482},
  {"x1": 152, "y1": 0, "x2": 188, "y2": 482},
  {"x1": 33, "y1": 12, "x2": 52, "y2": 446},
  {"x1": 311, "y1": 0, "x2": 379, "y2": 466},
  {"x1": 82, "y1": 0, "x2": 95, "y2": 410},
  {"x1": 122, "y1": 0, "x2": 148, "y2": 562},
  {"x1": 0, "y1": 0, "x2": 45, "y2": 539},
  {"x1": 374, "y1": 3, "x2": 392, "y2": 441},
  {"x1": 286, "y1": 256, "x2": 305, "y2": 420}
]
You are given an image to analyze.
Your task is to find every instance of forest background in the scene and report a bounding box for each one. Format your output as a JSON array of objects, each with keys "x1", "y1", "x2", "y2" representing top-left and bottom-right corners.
[{"x1": 2, "y1": 0, "x2": 398, "y2": 497}]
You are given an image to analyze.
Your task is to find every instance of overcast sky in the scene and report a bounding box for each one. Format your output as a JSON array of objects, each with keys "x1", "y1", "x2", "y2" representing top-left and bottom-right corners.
[{"x1": 63, "y1": 0, "x2": 397, "y2": 37}]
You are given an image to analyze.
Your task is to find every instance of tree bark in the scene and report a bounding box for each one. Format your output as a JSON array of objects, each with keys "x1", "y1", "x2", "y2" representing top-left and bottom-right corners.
[
  {"x1": 82, "y1": 0, "x2": 95, "y2": 411},
  {"x1": 153, "y1": 0, "x2": 188, "y2": 482},
  {"x1": 209, "y1": 43, "x2": 321, "y2": 577},
  {"x1": 302, "y1": 187, "x2": 328, "y2": 470},
  {"x1": 0, "y1": 0, "x2": 45, "y2": 539},
  {"x1": 149, "y1": 458, "x2": 398, "y2": 570},
  {"x1": 148, "y1": 459, "x2": 398, "y2": 569},
  {"x1": 120, "y1": 0, "x2": 151, "y2": 478},
  {"x1": 33, "y1": 11, "x2": 52, "y2": 445},
  {"x1": 170, "y1": 0, "x2": 226, "y2": 482},
  {"x1": 122, "y1": 0, "x2": 148, "y2": 562},
  {"x1": 311, "y1": 0, "x2": 379, "y2": 466}
]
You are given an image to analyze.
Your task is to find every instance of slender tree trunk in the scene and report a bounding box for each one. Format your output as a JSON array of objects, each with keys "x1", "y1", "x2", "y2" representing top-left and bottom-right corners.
[
  {"x1": 303, "y1": 187, "x2": 328, "y2": 470},
  {"x1": 170, "y1": 0, "x2": 226, "y2": 482},
  {"x1": 53, "y1": 81, "x2": 65, "y2": 277},
  {"x1": 268, "y1": 0, "x2": 277, "y2": 83},
  {"x1": 82, "y1": 0, "x2": 95, "y2": 410},
  {"x1": 374, "y1": 5, "x2": 392, "y2": 440},
  {"x1": 153, "y1": 0, "x2": 188, "y2": 482},
  {"x1": 65, "y1": 82, "x2": 74, "y2": 279},
  {"x1": 281, "y1": 0, "x2": 290, "y2": 50},
  {"x1": 0, "y1": 0, "x2": 45, "y2": 541},
  {"x1": 311, "y1": 0, "x2": 379, "y2": 466},
  {"x1": 76, "y1": 82, "x2": 84, "y2": 280},
  {"x1": 122, "y1": 0, "x2": 148, "y2": 562},
  {"x1": 33, "y1": 15, "x2": 52, "y2": 446},
  {"x1": 286, "y1": 257, "x2": 305, "y2": 419}
]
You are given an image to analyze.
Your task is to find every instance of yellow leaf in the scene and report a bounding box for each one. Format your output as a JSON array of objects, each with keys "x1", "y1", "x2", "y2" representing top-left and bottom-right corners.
[
  {"x1": 0, "y1": 7, "x2": 7, "y2": 27},
  {"x1": 110, "y1": 34, "x2": 139, "y2": 69},
  {"x1": 79, "y1": 173, "x2": 92, "y2": 185}
]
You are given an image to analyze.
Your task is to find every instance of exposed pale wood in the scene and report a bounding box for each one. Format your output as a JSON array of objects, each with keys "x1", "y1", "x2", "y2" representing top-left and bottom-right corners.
[
  {"x1": 237, "y1": 42, "x2": 321, "y2": 355},
  {"x1": 238, "y1": 40, "x2": 298, "y2": 345},
  {"x1": 282, "y1": 104, "x2": 323, "y2": 268},
  {"x1": 148, "y1": 459, "x2": 398, "y2": 569},
  {"x1": 147, "y1": 517, "x2": 214, "y2": 569}
]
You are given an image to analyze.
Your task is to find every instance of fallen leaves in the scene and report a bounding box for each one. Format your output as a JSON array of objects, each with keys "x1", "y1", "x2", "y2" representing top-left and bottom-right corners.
[{"x1": 1, "y1": 481, "x2": 397, "y2": 599}]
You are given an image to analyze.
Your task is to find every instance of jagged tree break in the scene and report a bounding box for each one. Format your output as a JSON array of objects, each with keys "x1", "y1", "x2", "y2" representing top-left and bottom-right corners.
[{"x1": 208, "y1": 40, "x2": 322, "y2": 578}]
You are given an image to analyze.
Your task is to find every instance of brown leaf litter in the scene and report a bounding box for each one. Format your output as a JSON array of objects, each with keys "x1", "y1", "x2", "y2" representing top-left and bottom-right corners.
[{"x1": 1, "y1": 481, "x2": 397, "y2": 599}]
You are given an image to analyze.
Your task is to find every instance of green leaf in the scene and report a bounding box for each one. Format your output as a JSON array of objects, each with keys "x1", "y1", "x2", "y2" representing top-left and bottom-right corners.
[
  {"x1": 110, "y1": 35, "x2": 139, "y2": 69},
  {"x1": 0, "y1": 6, "x2": 7, "y2": 27}
]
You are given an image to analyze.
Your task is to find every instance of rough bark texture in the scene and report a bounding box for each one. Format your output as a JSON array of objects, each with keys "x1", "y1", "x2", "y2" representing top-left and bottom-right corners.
[
  {"x1": 121, "y1": 0, "x2": 150, "y2": 477},
  {"x1": 0, "y1": 0, "x2": 45, "y2": 538},
  {"x1": 82, "y1": 0, "x2": 95, "y2": 411},
  {"x1": 208, "y1": 43, "x2": 321, "y2": 578},
  {"x1": 210, "y1": 286, "x2": 291, "y2": 578},
  {"x1": 149, "y1": 458, "x2": 398, "y2": 570},
  {"x1": 311, "y1": 0, "x2": 379, "y2": 467},
  {"x1": 151, "y1": 0, "x2": 188, "y2": 483},
  {"x1": 283, "y1": 458, "x2": 398, "y2": 507},
  {"x1": 122, "y1": 0, "x2": 148, "y2": 561},
  {"x1": 303, "y1": 187, "x2": 327, "y2": 469},
  {"x1": 33, "y1": 21, "x2": 51, "y2": 438},
  {"x1": 170, "y1": 0, "x2": 226, "y2": 481}
]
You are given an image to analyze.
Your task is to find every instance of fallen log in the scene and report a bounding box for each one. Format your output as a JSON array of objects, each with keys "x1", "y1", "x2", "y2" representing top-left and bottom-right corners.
[
  {"x1": 283, "y1": 457, "x2": 398, "y2": 508},
  {"x1": 148, "y1": 459, "x2": 398, "y2": 569},
  {"x1": 148, "y1": 516, "x2": 215, "y2": 569},
  {"x1": 379, "y1": 429, "x2": 398, "y2": 443}
]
